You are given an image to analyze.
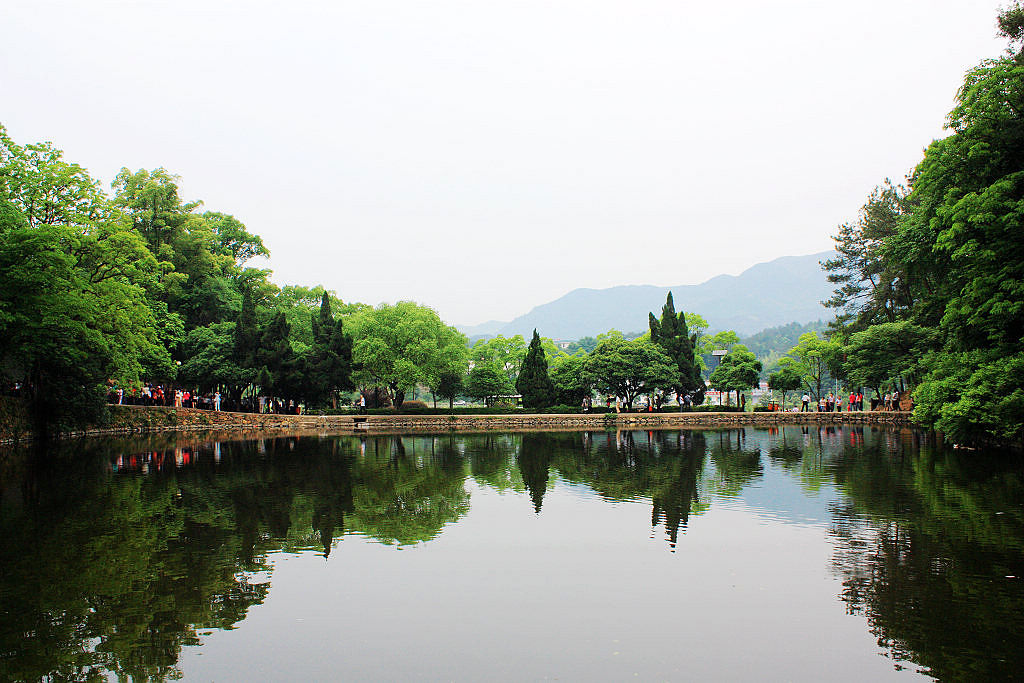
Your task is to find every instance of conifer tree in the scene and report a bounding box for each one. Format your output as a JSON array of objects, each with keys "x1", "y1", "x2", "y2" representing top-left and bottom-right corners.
[
  {"x1": 515, "y1": 329, "x2": 556, "y2": 411},
  {"x1": 306, "y1": 291, "x2": 354, "y2": 407},
  {"x1": 649, "y1": 292, "x2": 704, "y2": 408}
]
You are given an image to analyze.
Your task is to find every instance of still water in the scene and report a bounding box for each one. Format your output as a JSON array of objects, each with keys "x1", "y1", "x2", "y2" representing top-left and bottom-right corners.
[{"x1": 1, "y1": 427, "x2": 1022, "y2": 681}]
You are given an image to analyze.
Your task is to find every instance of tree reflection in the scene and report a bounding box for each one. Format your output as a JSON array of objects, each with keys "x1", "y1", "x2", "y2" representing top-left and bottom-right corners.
[
  {"x1": 347, "y1": 436, "x2": 470, "y2": 545},
  {"x1": 5, "y1": 427, "x2": 1023, "y2": 680},
  {"x1": 518, "y1": 434, "x2": 555, "y2": 513},
  {"x1": 0, "y1": 434, "x2": 471, "y2": 681},
  {"x1": 550, "y1": 430, "x2": 711, "y2": 548},
  {"x1": 707, "y1": 429, "x2": 763, "y2": 497},
  {"x1": 827, "y1": 437, "x2": 1024, "y2": 679}
]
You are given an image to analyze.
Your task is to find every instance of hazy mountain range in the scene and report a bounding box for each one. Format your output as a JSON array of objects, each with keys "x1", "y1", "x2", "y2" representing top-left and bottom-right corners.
[{"x1": 460, "y1": 251, "x2": 837, "y2": 340}]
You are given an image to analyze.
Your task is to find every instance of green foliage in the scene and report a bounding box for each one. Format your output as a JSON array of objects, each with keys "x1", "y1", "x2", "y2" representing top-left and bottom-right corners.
[
  {"x1": 779, "y1": 332, "x2": 842, "y2": 400},
  {"x1": 549, "y1": 352, "x2": 591, "y2": 406},
  {"x1": 0, "y1": 195, "x2": 167, "y2": 433},
  {"x1": 821, "y1": 16, "x2": 1024, "y2": 443},
  {"x1": 302, "y1": 292, "x2": 354, "y2": 407},
  {"x1": 708, "y1": 345, "x2": 762, "y2": 407},
  {"x1": 741, "y1": 320, "x2": 828, "y2": 374},
  {"x1": 431, "y1": 371, "x2": 465, "y2": 410},
  {"x1": 768, "y1": 366, "x2": 803, "y2": 408},
  {"x1": 515, "y1": 330, "x2": 556, "y2": 411},
  {"x1": 179, "y1": 322, "x2": 246, "y2": 392},
  {"x1": 585, "y1": 336, "x2": 677, "y2": 410},
  {"x1": 842, "y1": 321, "x2": 935, "y2": 394},
  {"x1": 914, "y1": 350, "x2": 1024, "y2": 444},
  {"x1": 649, "y1": 292, "x2": 704, "y2": 406},
  {"x1": 565, "y1": 336, "x2": 597, "y2": 354},
  {"x1": 469, "y1": 334, "x2": 526, "y2": 384},
  {"x1": 466, "y1": 364, "x2": 513, "y2": 407},
  {"x1": 348, "y1": 302, "x2": 468, "y2": 408}
]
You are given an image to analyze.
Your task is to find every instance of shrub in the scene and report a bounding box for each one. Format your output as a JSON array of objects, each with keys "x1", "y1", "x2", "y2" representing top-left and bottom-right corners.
[{"x1": 544, "y1": 405, "x2": 582, "y2": 414}]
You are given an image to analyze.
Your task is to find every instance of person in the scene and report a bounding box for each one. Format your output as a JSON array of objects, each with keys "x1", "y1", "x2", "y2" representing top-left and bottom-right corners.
[
  {"x1": 214, "y1": 391, "x2": 221, "y2": 411},
  {"x1": 892, "y1": 389, "x2": 900, "y2": 411},
  {"x1": 848, "y1": 392, "x2": 856, "y2": 411},
  {"x1": 359, "y1": 394, "x2": 366, "y2": 414},
  {"x1": 801, "y1": 393, "x2": 810, "y2": 412},
  {"x1": 857, "y1": 392, "x2": 864, "y2": 411}
]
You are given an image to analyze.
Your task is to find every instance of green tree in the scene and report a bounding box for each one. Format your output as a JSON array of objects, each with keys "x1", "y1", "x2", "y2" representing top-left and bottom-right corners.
[
  {"x1": 708, "y1": 345, "x2": 762, "y2": 407},
  {"x1": 0, "y1": 195, "x2": 169, "y2": 434},
  {"x1": 585, "y1": 335, "x2": 677, "y2": 410},
  {"x1": 781, "y1": 332, "x2": 842, "y2": 400},
  {"x1": 179, "y1": 322, "x2": 247, "y2": 394},
  {"x1": 649, "y1": 292, "x2": 704, "y2": 408},
  {"x1": 432, "y1": 371, "x2": 465, "y2": 410},
  {"x1": 469, "y1": 334, "x2": 526, "y2": 384},
  {"x1": 768, "y1": 366, "x2": 803, "y2": 410},
  {"x1": 516, "y1": 329, "x2": 556, "y2": 411},
  {"x1": 842, "y1": 321, "x2": 934, "y2": 399},
  {"x1": 566, "y1": 336, "x2": 598, "y2": 354},
  {"x1": 347, "y1": 302, "x2": 468, "y2": 408},
  {"x1": 304, "y1": 291, "x2": 354, "y2": 408},
  {"x1": 821, "y1": 181, "x2": 912, "y2": 332},
  {"x1": 820, "y1": 7, "x2": 1024, "y2": 443},
  {"x1": 466, "y1": 364, "x2": 513, "y2": 407},
  {"x1": 549, "y1": 352, "x2": 591, "y2": 407},
  {"x1": 256, "y1": 311, "x2": 299, "y2": 404}
]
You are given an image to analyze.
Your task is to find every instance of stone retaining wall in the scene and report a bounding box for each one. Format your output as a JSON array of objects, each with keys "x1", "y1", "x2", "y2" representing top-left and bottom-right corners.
[
  {"x1": 1, "y1": 403, "x2": 914, "y2": 443},
  {"x1": 346, "y1": 410, "x2": 912, "y2": 434}
]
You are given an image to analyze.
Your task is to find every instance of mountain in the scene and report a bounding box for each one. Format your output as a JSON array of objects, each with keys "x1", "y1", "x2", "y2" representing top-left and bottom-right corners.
[
  {"x1": 459, "y1": 320, "x2": 509, "y2": 337},
  {"x1": 467, "y1": 251, "x2": 836, "y2": 340}
]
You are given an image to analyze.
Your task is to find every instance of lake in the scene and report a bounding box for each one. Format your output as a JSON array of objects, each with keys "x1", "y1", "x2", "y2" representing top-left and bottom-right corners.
[{"x1": 1, "y1": 426, "x2": 1022, "y2": 681}]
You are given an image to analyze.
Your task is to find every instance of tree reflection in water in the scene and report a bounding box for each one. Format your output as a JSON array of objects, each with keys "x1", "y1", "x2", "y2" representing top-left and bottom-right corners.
[{"x1": 1, "y1": 428, "x2": 1023, "y2": 680}]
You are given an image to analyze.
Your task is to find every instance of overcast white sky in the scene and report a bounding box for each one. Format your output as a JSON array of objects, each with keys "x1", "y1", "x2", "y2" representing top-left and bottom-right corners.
[{"x1": 1, "y1": 0, "x2": 1011, "y2": 326}]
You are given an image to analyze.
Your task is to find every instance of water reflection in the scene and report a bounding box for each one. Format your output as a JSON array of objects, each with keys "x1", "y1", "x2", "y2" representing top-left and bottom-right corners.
[{"x1": 1, "y1": 427, "x2": 1022, "y2": 680}]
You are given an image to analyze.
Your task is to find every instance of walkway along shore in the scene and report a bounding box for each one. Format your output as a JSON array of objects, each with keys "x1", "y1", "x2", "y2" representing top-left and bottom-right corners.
[{"x1": 0, "y1": 403, "x2": 914, "y2": 443}]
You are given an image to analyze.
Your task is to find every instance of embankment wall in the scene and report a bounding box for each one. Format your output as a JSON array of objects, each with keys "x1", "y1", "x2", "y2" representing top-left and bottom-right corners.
[{"x1": 0, "y1": 400, "x2": 914, "y2": 443}]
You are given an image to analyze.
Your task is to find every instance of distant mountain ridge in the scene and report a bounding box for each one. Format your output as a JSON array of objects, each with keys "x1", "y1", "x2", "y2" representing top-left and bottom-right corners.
[{"x1": 461, "y1": 251, "x2": 837, "y2": 340}]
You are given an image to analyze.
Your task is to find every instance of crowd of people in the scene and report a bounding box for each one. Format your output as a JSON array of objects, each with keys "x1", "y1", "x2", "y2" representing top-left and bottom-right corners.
[
  {"x1": 798, "y1": 389, "x2": 902, "y2": 412},
  {"x1": 106, "y1": 382, "x2": 305, "y2": 415}
]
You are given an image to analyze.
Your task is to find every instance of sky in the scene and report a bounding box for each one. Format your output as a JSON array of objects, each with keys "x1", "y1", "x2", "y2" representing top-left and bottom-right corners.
[{"x1": 1, "y1": 0, "x2": 1011, "y2": 326}]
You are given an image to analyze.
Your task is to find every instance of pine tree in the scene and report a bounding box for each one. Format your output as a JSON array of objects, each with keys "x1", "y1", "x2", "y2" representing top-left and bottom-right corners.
[
  {"x1": 515, "y1": 329, "x2": 556, "y2": 411},
  {"x1": 306, "y1": 291, "x2": 354, "y2": 408},
  {"x1": 649, "y1": 292, "x2": 704, "y2": 408}
]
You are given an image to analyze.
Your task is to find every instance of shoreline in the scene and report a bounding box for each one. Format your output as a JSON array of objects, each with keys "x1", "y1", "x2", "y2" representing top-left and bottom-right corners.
[{"x1": 1, "y1": 403, "x2": 915, "y2": 444}]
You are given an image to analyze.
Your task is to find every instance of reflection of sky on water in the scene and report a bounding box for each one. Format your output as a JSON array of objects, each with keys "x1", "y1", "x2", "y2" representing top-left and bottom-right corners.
[
  {"x1": 730, "y1": 457, "x2": 840, "y2": 528},
  {"x1": 9, "y1": 427, "x2": 1021, "y2": 681},
  {"x1": 180, "y1": 474, "x2": 908, "y2": 683}
]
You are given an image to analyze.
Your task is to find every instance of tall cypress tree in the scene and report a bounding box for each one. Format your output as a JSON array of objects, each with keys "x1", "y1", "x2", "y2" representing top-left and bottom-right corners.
[
  {"x1": 650, "y1": 292, "x2": 703, "y2": 408},
  {"x1": 306, "y1": 291, "x2": 354, "y2": 408},
  {"x1": 257, "y1": 311, "x2": 297, "y2": 401},
  {"x1": 516, "y1": 329, "x2": 556, "y2": 411}
]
